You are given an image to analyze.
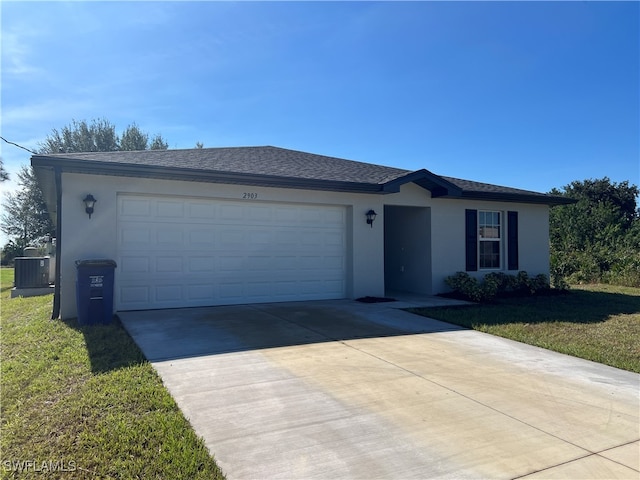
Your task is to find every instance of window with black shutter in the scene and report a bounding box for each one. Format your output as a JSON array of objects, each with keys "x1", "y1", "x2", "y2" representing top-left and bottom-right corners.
[
  {"x1": 465, "y1": 209, "x2": 478, "y2": 271},
  {"x1": 507, "y1": 211, "x2": 519, "y2": 270},
  {"x1": 465, "y1": 209, "x2": 519, "y2": 271}
]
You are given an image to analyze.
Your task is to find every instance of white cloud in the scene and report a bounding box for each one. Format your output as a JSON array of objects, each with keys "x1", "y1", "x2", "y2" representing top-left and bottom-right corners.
[
  {"x1": 2, "y1": 98, "x2": 96, "y2": 130},
  {"x1": 1, "y1": 30, "x2": 42, "y2": 76}
]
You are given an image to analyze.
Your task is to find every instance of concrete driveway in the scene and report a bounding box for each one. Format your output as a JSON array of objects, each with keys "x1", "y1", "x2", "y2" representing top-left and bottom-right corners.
[{"x1": 119, "y1": 298, "x2": 639, "y2": 480}]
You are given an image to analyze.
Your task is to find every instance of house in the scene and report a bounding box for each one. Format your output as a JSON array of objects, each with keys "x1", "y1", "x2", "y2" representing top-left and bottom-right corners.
[{"x1": 31, "y1": 146, "x2": 572, "y2": 319}]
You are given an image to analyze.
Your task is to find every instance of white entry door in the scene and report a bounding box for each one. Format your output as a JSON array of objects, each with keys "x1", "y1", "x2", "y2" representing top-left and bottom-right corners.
[{"x1": 115, "y1": 194, "x2": 347, "y2": 310}]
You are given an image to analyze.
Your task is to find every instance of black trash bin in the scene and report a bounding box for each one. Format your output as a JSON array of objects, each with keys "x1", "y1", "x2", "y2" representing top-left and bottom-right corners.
[{"x1": 76, "y1": 259, "x2": 117, "y2": 325}]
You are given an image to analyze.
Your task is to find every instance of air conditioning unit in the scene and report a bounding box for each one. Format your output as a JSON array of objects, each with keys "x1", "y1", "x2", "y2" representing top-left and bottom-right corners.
[{"x1": 14, "y1": 257, "x2": 50, "y2": 288}]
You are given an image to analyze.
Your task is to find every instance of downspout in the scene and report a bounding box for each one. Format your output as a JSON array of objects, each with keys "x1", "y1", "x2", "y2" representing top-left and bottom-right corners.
[{"x1": 51, "y1": 166, "x2": 62, "y2": 320}]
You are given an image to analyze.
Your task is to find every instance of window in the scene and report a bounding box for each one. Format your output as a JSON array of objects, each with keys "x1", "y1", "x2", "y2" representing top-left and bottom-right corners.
[
  {"x1": 478, "y1": 211, "x2": 501, "y2": 269},
  {"x1": 466, "y1": 209, "x2": 518, "y2": 272}
]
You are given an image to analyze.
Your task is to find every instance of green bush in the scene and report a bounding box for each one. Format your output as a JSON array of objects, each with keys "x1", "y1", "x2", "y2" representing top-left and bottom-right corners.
[
  {"x1": 445, "y1": 272, "x2": 485, "y2": 302},
  {"x1": 549, "y1": 177, "x2": 640, "y2": 288},
  {"x1": 445, "y1": 271, "x2": 551, "y2": 303},
  {"x1": 552, "y1": 243, "x2": 640, "y2": 288}
]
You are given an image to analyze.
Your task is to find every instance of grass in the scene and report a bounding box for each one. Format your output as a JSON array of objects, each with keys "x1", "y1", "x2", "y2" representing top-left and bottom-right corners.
[
  {"x1": 409, "y1": 284, "x2": 640, "y2": 373},
  {"x1": 0, "y1": 268, "x2": 225, "y2": 479},
  {"x1": 3, "y1": 269, "x2": 637, "y2": 478}
]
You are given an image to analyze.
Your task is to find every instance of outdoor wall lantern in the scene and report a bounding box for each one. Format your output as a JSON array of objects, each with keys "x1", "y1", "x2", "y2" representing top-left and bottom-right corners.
[
  {"x1": 83, "y1": 194, "x2": 97, "y2": 219},
  {"x1": 366, "y1": 209, "x2": 377, "y2": 228}
]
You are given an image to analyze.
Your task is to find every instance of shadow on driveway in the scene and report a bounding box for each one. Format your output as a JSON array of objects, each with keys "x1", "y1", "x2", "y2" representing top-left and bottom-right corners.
[{"x1": 118, "y1": 300, "x2": 465, "y2": 362}]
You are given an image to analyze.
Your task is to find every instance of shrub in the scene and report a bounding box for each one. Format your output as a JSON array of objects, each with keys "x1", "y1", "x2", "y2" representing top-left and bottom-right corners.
[
  {"x1": 444, "y1": 272, "x2": 499, "y2": 302},
  {"x1": 530, "y1": 273, "x2": 551, "y2": 293},
  {"x1": 484, "y1": 272, "x2": 511, "y2": 291},
  {"x1": 445, "y1": 272, "x2": 485, "y2": 302},
  {"x1": 445, "y1": 271, "x2": 552, "y2": 302}
]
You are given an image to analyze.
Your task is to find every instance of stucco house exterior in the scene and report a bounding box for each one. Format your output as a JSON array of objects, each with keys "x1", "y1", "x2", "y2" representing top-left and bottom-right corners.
[{"x1": 31, "y1": 146, "x2": 572, "y2": 319}]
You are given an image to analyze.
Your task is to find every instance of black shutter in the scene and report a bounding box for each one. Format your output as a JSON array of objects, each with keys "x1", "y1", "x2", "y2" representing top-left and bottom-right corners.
[
  {"x1": 507, "y1": 211, "x2": 519, "y2": 271},
  {"x1": 465, "y1": 209, "x2": 478, "y2": 271}
]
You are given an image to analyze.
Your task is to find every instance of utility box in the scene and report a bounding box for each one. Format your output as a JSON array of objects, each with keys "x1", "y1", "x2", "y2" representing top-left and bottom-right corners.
[
  {"x1": 75, "y1": 259, "x2": 117, "y2": 325},
  {"x1": 14, "y1": 257, "x2": 50, "y2": 288}
]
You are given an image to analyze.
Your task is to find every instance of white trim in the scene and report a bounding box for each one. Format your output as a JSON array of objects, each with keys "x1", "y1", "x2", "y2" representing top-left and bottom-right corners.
[{"x1": 478, "y1": 210, "x2": 502, "y2": 270}]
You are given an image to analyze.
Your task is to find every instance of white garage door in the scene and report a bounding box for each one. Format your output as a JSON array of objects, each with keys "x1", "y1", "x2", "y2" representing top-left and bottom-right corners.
[{"x1": 116, "y1": 194, "x2": 347, "y2": 310}]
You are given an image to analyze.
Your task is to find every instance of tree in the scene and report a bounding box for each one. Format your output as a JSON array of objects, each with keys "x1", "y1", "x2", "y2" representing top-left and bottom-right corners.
[
  {"x1": 1, "y1": 240, "x2": 25, "y2": 266},
  {"x1": 149, "y1": 134, "x2": 169, "y2": 150},
  {"x1": 0, "y1": 157, "x2": 8, "y2": 182},
  {"x1": 549, "y1": 177, "x2": 640, "y2": 287},
  {"x1": 38, "y1": 118, "x2": 170, "y2": 153},
  {"x1": 550, "y1": 177, "x2": 638, "y2": 230},
  {"x1": 39, "y1": 118, "x2": 119, "y2": 153},
  {"x1": 119, "y1": 123, "x2": 149, "y2": 151},
  {"x1": 195, "y1": 141, "x2": 204, "y2": 149},
  {"x1": 1, "y1": 166, "x2": 54, "y2": 249}
]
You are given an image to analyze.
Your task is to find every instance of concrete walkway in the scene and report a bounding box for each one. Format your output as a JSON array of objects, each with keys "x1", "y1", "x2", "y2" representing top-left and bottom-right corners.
[{"x1": 119, "y1": 298, "x2": 639, "y2": 480}]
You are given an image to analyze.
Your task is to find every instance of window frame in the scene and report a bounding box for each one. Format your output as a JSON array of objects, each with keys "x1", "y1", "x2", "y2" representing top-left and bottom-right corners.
[{"x1": 478, "y1": 210, "x2": 502, "y2": 270}]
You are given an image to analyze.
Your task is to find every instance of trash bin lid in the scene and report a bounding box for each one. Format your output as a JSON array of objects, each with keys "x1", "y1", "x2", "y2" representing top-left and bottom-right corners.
[{"x1": 75, "y1": 259, "x2": 117, "y2": 268}]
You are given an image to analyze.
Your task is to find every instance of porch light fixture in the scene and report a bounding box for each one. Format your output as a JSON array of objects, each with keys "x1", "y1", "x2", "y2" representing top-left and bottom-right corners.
[
  {"x1": 366, "y1": 209, "x2": 377, "y2": 228},
  {"x1": 83, "y1": 194, "x2": 97, "y2": 218}
]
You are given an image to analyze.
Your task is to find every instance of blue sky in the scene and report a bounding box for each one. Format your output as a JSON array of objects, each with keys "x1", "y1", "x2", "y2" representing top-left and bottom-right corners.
[{"x1": 1, "y1": 1, "x2": 638, "y2": 232}]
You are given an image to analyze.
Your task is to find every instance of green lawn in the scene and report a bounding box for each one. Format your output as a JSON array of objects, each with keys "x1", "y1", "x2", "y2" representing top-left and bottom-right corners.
[
  {"x1": 409, "y1": 284, "x2": 640, "y2": 373},
  {"x1": 0, "y1": 268, "x2": 225, "y2": 479},
  {"x1": 3, "y1": 269, "x2": 638, "y2": 479}
]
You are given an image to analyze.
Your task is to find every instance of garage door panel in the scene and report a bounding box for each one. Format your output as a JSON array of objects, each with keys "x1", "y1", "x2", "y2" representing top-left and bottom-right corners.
[
  {"x1": 156, "y1": 285, "x2": 184, "y2": 302},
  {"x1": 324, "y1": 209, "x2": 346, "y2": 224},
  {"x1": 219, "y1": 230, "x2": 245, "y2": 248},
  {"x1": 117, "y1": 195, "x2": 347, "y2": 310},
  {"x1": 219, "y1": 204, "x2": 244, "y2": 220},
  {"x1": 247, "y1": 256, "x2": 273, "y2": 271},
  {"x1": 274, "y1": 207, "x2": 298, "y2": 223},
  {"x1": 120, "y1": 227, "x2": 151, "y2": 248},
  {"x1": 120, "y1": 198, "x2": 152, "y2": 217},
  {"x1": 247, "y1": 205, "x2": 272, "y2": 221},
  {"x1": 189, "y1": 229, "x2": 215, "y2": 247},
  {"x1": 300, "y1": 232, "x2": 322, "y2": 247},
  {"x1": 121, "y1": 256, "x2": 150, "y2": 273},
  {"x1": 246, "y1": 281, "x2": 272, "y2": 297},
  {"x1": 156, "y1": 200, "x2": 184, "y2": 218},
  {"x1": 324, "y1": 231, "x2": 344, "y2": 246},
  {"x1": 218, "y1": 256, "x2": 244, "y2": 272},
  {"x1": 188, "y1": 202, "x2": 215, "y2": 219},
  {"x1": 188, "y1": 284, "x2": 216, "y2": 301},
  {"x1": 156, "y1": 256, "x2": 183, "y2": 273},
  {"x1": 188, "y1": 257, "x2": 215, "y2": 272},
  {"x1": 219, "y1": 282, "x2": 244, "y2": 299},
  {"x1": 274, "y1": 255, "x2": 298, "y2": 269},
  {"x1": 323, "y1": 256, "x2": 345, "y2": 270},
  {"x1": 120, "y1": 285, "x2": 150, "y2": 306},
  {"x1": 249, "y1": 230, "x2": 272, "y2": 247},
  {"x1": 159, "y1": 230, "x2": 184, "y2": 247}
]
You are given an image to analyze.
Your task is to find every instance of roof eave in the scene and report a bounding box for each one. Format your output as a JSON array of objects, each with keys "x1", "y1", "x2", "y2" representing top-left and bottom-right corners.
[
  {"x1": 31, "y1": 156, "x2": 384, "y2": 194},
  {"x1": 381, "y1": 169, "x2": 464, "y2": 197},
  {"x1": 438, "y1": 191, "x2": 578, "y2": 206},
  {"x1": 31, "y1": 164, "x2": 58, "y2": 227}
]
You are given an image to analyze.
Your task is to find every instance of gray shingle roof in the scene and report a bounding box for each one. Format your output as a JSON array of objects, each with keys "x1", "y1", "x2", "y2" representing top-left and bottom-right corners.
[
  {"x1": 32, "y1": 145, "x2": 573, "y2": 205},
  {"x1": 36, "y1": 146, "x2": 409, "y2": 185},
  {"x1": 442, "y1": 176, "x2": 556, "y2": 199}
]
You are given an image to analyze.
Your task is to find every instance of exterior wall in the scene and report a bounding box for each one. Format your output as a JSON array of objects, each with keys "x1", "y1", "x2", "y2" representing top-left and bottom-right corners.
[
  {"x1": 57, "y1": 172, "x2": 551, "y2": 318},
  {"x1": 58, "y1": 172, "x2": 386, "y2": 319},
  {"x1": 430, "y1": 198, "x2": 550, "y2": 294}
]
